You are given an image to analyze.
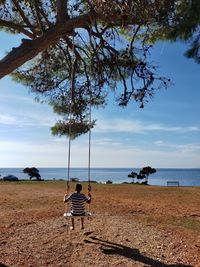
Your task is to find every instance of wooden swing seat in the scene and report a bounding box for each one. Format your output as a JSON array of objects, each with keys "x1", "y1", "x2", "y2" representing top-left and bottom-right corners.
[{"x1": 63, "y1": 211, "x2": 92, "y2": 218}]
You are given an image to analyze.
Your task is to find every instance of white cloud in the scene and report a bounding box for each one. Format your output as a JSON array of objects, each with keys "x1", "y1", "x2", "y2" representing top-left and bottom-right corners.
[
  {"x1": 0, "y1": 114, "x2": 17, "y2": 125},
  {"x1": 93, "y1": 138, "x2": 122, "y2": 147},
  {"x1": 154, "y1": 140, "x2": 164, "y2": 145},
  {"x1": 68, "y1": 137, "x2": 200, "y2": 168},
  {"x1": 94, "y1": 118, "x2": 200, "y2": 134},
  {"x1": 0, "y1": 112, "x2": 57, "y2": 128},
  {"x1": 0, "y1": 140, "x2": 68, "y2": 167},
  {"x1": 154, "y1": 140, "x2": 200, "y2": 153},
  {"x1": 0, "y1": 136, "x2": 200, "y2": 168},
  {"x1": 86, "y1": 143, "x2": 200, "y2": 168},
  {"x1": 1, "y1": 93, "x2": 35, "y2": 104}
]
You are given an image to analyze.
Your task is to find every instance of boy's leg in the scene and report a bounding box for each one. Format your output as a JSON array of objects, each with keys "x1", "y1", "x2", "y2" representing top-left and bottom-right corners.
[
  {"x1": 71, "y1": 218, "x2": 75, "y2": 230},
  {"x1": 80, "y1": 217, "x2": 84, "y2": 229}
]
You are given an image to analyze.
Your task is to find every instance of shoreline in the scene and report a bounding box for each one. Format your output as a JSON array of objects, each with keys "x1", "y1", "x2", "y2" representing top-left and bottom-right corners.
[
  {"x1": 1, "y1": 179, "x2": 200, "y2": 188},
  {"x1": 1, "y1": 167, "x2": 200, "y2": 187}
]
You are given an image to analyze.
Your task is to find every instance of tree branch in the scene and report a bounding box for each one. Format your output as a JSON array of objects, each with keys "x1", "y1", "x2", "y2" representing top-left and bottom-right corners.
[
  {"x1": 0, "y1": 12, "x2": 97, "y2": 79},
  {"x1": 56, "y1": 0, "x2": 68, "y2": 24},
  {"x1": 12, "y1": 0, "x2": 36, "y2": 36},
  {"x1": 38, "y1": 6, "x2": 53, "y2": 28},
  {"x1": 33, "y1": 0, "x2": 45, "y2": 33},
  {"x1": 0, "y1": 19, "x2": 35, "y2": 38}
]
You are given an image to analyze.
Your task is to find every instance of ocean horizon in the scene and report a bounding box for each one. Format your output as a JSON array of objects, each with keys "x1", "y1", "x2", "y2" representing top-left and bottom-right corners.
[{"x1": 0, "y1": 167, "x2": 200, "y2": 187}]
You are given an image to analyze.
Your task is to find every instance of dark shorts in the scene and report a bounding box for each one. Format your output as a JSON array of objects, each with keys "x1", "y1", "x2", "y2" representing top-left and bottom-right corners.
[{"x1": 71, "y1": 212, "x2": 85, "y2": 216}]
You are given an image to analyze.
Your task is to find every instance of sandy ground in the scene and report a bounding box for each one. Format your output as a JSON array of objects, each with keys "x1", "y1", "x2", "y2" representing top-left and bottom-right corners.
[{"x1": 0, "y1": 181, "x2": 200, "y2": 267}]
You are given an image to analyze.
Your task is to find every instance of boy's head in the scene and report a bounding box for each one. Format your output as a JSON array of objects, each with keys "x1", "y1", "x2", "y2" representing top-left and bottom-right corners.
[{"x1": 76, "y1": 183, "x2": 82, "y2": 192}]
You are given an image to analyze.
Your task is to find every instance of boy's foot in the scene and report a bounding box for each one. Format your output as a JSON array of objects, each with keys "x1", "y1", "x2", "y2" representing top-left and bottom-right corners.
[{"x1": 70, "y1": 226, "x2": 74, "y2": 230}]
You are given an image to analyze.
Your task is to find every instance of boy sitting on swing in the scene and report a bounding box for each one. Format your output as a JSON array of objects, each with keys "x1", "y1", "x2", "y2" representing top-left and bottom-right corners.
[{"x1": 64, "y1": 183, "x2": 91, "y2": 230}]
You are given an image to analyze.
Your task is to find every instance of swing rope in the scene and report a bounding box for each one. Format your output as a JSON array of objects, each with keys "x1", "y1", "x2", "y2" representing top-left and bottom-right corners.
[
  {"x1": 88, "y1": 103, "x2": 92, "y2": 189},
  {"x1": 87, "y1": 95, "x2": 92, "y2": 212},
  {"x1": 65, "y1": 31, "x2": 92, "y2": 216},
  {"x1": 87, "y1": 22, "x2": 94, "y2": 211},
  {"x1": 65, "y1": 33, "x2": 76, "y2": 213}
]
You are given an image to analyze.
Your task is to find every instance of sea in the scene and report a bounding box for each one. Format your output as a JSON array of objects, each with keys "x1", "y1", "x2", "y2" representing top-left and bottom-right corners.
[{"x1": 0, "y1": 168, "x2": 200, "y2": 187}]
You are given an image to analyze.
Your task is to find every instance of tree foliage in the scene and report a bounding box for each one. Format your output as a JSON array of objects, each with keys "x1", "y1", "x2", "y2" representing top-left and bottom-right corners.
[
  {"x1": 0, "y1": 1, "x2": 199, "y2": 137},
  {"x1": 161, "y1": 0, "x2": 200, "y2": 63},
  {"x1": 23, "y1": 167, "x2": 41, "y2": 180},
  {"x1": 128, "y1": 171, "x2": 138, "y2": 183},
  {"x1": 139, "y1": 166, "x2": 156, "y2": 184},
  {"x1": 128, "y1": 166, "x2": 156, "y2": 184}
]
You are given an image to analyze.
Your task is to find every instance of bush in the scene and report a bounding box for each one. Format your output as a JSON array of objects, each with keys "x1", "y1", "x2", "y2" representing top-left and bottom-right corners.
[{"x1": 70, "y1": 177, "x2": 79, "y2": 182}]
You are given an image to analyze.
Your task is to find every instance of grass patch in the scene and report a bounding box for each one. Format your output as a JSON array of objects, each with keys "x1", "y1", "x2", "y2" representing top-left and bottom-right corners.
[{"x1": 169, "y1": 216, "x2": 200, "y2": 232}]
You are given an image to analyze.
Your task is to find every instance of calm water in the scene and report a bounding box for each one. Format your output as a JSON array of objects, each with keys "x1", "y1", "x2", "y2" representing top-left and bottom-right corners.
[{"x1": 0, "y1": 168, "x2": 200, "y2": 186}]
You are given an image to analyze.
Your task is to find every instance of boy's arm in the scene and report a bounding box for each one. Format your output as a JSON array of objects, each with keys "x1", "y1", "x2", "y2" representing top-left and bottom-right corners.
[{"x1": 63, "y1": 194, "x2": 71, "y2": 203}]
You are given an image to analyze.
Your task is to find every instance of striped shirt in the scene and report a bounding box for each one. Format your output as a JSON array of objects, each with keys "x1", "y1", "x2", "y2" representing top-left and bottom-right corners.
[{"x1": 66, "y1": 192, "x2": 90, "y2": 215}]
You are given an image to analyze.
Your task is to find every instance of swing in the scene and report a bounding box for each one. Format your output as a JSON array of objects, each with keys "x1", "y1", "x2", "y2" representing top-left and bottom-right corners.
[
  {"x1": 63, "y1": 125, "x2": 93, "y2": 219},
  {"x1": 63, "y1": 99, "x2": 93, "y2": 218},
  {"x1": 63, "y1": 211, "x2": 92, "y2": 218},
  {"x1": 63, "y1": 32, "x2": 93, "y2": 220},
  {"x1": 63, "y1": 182, "x2": 92, "y2": 218}
]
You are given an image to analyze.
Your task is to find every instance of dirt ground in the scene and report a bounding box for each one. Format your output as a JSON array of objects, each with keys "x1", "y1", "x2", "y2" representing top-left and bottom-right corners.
[{"x1": 0, "y1": 181, "x2": 200, "y2": 267}]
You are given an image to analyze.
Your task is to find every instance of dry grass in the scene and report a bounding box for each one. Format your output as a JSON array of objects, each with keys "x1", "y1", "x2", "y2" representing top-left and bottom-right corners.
[{"x1": 0, "y1": 181, "x2": 200, "y2": 267}]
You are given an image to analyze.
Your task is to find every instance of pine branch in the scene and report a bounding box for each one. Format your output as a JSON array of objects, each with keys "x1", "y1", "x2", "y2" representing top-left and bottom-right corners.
[
  {"x1": 56, "y1": 0, "x2": 68, "y2": 24},
  {"x1": 33, "y1": 0, "x2": 46, "y2": 34},
  {"x1": 12, "y1": 0, "x2": 37, "y2": 36},
  {"x1": 0, "y1": 19, "x2": 35, "y2": 38},
  {"x1": 38, "y1": 6, "x2": 53, "y2": 28}
]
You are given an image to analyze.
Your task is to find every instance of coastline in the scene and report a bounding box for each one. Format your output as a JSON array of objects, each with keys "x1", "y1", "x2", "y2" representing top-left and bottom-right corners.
[{"x1": 1, "y1": 167, "x2": 200, "y2": 186}]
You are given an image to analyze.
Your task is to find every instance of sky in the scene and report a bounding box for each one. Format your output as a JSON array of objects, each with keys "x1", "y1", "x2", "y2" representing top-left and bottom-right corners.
[{"x1": 0, "y1": 31, "x2": 200, "y2": 168}]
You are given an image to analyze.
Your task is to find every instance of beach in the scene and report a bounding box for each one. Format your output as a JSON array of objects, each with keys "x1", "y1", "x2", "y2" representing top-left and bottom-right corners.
[{"x1": 0, "y1": 181, "x2": 200, "y2": 267}]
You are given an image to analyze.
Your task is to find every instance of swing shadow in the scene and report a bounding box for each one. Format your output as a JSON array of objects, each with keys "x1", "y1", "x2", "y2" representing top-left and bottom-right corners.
[
  {"x1": 0, "y1": 263, "x2": 9, "y2": 267},
  {"x1": 84, "y1": 237, "x2": 192, "y2": 267}
]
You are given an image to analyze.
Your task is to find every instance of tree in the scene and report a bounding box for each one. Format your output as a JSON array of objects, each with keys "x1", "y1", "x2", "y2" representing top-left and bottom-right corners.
[
  {"x1": 139, "y1": 166, "x2": 156, "y2": 184},
  {"x1": 159, "y1": 0, "x2": 200, "y2": 63},
  {"x1": 49, "y1": 87, "x2": 100, "y2": 139},
  {"x1": 128, "y1": 171, "x2": 138, "y2": 184},
  {"x1": 1, "y1": 1, "x2": 198, "y2": 137},
  {"x1": 0, "y1": 1, "x2": 175, "y2": 138},
  {"x1": 136, "y1": 173, "x2": 146, "y2": 183},
  {"x1": 0, "y1": 1, "x2": 176, "y2": 78},
  {"x1": 23, "y1": 167, "x2": 41, "y2": 180},
  {"x1": 128, "y1": 166, "x2": 156, "y2": 185}
]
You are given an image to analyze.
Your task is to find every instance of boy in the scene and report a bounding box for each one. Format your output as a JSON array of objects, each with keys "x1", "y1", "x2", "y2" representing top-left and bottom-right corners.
[{"x1": 64, "y1": 183, "x2": 91, "y2": 230}]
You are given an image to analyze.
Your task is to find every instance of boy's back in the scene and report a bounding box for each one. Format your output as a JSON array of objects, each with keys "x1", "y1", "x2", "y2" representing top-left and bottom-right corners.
[{"x1": 68, "y1": 192, "x2": 89, "y2": 215}]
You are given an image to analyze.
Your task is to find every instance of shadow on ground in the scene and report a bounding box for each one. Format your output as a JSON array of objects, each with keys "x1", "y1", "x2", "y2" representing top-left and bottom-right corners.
[
  {"x1": 0, "y1": 263, "x2": 9, "y2": 267},
  {"x1": 84, "y1": 237, "x2": 192, "y2": 267}
]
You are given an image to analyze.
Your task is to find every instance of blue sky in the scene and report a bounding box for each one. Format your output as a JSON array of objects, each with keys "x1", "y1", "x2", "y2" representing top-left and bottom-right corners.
[{"x1": 0, "y1": 32, "x2": 200, "y2": 168}]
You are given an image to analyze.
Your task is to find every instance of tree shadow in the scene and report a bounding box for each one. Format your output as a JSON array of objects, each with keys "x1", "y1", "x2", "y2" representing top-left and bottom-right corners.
[
  {"x1": 84, "y1": 237, "x2": 192, "y2": 267},
  {"x1": 0, "y1": 263, "x2": 9, "y2": 267}
]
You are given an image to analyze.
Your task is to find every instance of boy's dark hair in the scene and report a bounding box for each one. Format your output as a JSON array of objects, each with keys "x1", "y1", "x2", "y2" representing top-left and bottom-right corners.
[{"x1": 76, "y1": 183, "x2": 82, "y2": 192}]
